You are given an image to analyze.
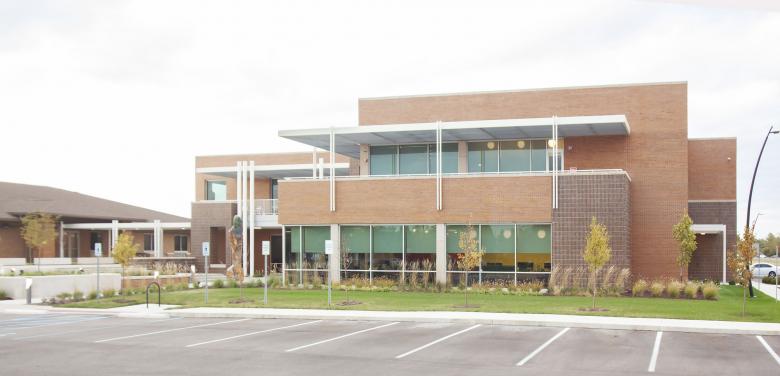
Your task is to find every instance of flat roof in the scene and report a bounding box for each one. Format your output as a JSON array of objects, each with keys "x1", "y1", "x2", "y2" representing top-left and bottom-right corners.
[
  {"x1": 279, "y1": 114, "x2": 630, "y2": 158},
  {"x1": 197, "y1": 163, "x2": 352, "y2": 179}
]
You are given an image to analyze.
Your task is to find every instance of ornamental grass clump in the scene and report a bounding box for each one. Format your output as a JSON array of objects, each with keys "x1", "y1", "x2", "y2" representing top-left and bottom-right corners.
[
  {"x1": 666, "y1": 280, "x2": 684, "y2": 298},
  {"x1": 649, "y1": 281, "x2": 665, "y2": 297},
  {"x1": 632, "y1": 279, "x2": 648, "y2": 296},
  {"x1": 683, "y1": 282, "x2": 700, "y2": 299},
  {"x1": 702, "y1": 282, "x2": 719, "y2": 300}
]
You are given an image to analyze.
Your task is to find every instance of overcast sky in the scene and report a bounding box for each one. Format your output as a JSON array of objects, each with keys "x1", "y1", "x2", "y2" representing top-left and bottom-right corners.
[{"x1": 1, "y1": 0, "x2": 778, "y2": 236}]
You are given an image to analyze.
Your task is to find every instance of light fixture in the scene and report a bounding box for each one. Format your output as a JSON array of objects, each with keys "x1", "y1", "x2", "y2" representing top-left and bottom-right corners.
[
  {"x1": 547, "y1": 139, "x2": 557, "y2": 148},
  {"x1": 487, "y1": 141, "x2": 495, "y2": 150},
  {"x1": 503, "y1": 229, "x2": 513, "y2": 239},
  {"x1": 700, "y1": 233, "x2": 706, "y2": 235},
  {"x1": 516, "y1": 140, "x2": 526, "y2": 149},
  {"x1": 537, "y1": 229, "x2": 547, "y2": 239}
]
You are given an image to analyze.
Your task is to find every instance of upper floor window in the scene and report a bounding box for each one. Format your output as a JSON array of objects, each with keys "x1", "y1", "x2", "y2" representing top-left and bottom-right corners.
[
  {"x1": 468, "y1": 139, "x2": 562, "y2": 173},
  {"x1": 205, "y1": 180, "x2": 227, "y2": 201},
  {"x1": 174, "y1": 235, "x2": 189, "y2": 251},
  {"x1": 370, "y1": 143, "x2": 457, "y2": 176},
  {"x1": 143, "y1": 233, "x2": 154, "y2": 251},
  {"x1": 270, "y1": 179, "x2": 278, "y2": 199}
]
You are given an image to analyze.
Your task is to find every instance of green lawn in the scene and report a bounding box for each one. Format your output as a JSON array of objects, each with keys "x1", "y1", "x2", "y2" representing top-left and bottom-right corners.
[{"x1": 60, "y1": 285, "x2": 780, "y2": 323}]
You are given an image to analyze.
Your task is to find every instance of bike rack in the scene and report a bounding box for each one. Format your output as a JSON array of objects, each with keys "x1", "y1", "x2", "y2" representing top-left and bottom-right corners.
[{"x1": 146, "y1": 282, "x2": 161, "y2": 308}]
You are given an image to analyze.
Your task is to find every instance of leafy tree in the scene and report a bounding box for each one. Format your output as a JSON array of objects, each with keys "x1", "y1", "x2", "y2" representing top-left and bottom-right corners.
[
  {"x1": 20, "y1": 213, "x2": 58, "y2": 271},
  {"x1": 582, "y1": 217, "x2": 612, "y2": 310},
  {"x1": 111, "y1": 232, "x2": 139, "y2": 276},
  {"x1": 456, "y1": 224, "x2": 484, "y2": 307},
  {"x1": 758, "y1": 232, "x2": 779, "y2": 257},
  {"x1": 672, "y1": 212, "x2": 697, "y2": 281},
  {"x1": 728, "y1": 222, "x2": 757, "y2": 316},
  {"x1": 227, "y1": 215, "x2": 246, "y2": 300},
  {"x1": 340, "y1": 239, "x2": 352, "y2": 304}
]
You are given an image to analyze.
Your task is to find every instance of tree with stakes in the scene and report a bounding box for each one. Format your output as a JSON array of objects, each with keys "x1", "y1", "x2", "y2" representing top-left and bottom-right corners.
[
  {"x1": 672, "y1": 212, "x2": 697, "y2": 282},
  {"x1": 583, "y1": 217, "x2": 612, "y2": 310}
]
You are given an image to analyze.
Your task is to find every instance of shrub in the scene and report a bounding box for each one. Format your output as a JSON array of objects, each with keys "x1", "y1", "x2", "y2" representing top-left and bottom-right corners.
[
  {"x1": 613, "y1": 268, "x2": 631, "y2": 296},
  {"x1": 666, "y1": 281, "x2": 683, "y2": 298},
  {"x1": 102, "y1": 288, "x2": 116, "y2": 297},
  {"x1": 0, "y1": 290, "x2": 7, "y2": 300},
  {"x1": 702, "y1": 282, "x2": 719, "y2": 300},
  {"x1": 762, "y1": 276, "x2": 778, "y2": 284},
  {"x1": 649, "y1": 281, "x2": 664, "y2": 297},
  {"x1": 227, "y1": 279, "x2": 239, "y2": 288},
  {"x1": 72, "y1": 290, "x2": 84, "y2": 301},
  {"x1": 213, "y1": 279, "x2": 225, "y2": 288},
  {"x1": 632, "y1": 279, "x2": 648, "y2": 296},
  {"x1": 87, "y1": 291, "x2": 98, "y2": 300},
  {"x1": 683, "y1": 282, "x2": 700, "y2": 299}
]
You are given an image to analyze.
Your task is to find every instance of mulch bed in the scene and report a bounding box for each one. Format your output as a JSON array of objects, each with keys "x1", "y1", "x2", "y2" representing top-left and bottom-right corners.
[
  {"x1": 578, "y1": 307, "x2": 610, "y2": 312},
  {"x1": 336, "y1": 300, "x2": 362, "y2": 306}
]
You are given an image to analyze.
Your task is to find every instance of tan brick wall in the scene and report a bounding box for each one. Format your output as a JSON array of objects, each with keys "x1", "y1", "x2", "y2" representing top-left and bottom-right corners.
[
  {"x1": 0, "y1": 224, "x2": 27, "y2": 258},
  {"x1": 358, "y1": 82, "x2": 690, "y2": 280},
  {"x1": 279, "y1": 175, "x2": 552, "y2": 225},
  {"x1": 688, "y1": 138, "x2": 737, "y2": 201}
]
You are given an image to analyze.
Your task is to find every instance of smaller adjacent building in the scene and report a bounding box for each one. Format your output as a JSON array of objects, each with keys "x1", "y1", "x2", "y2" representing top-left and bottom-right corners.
[{"x1": 0, "y1": 182, "x2": 190, "y2": 266}]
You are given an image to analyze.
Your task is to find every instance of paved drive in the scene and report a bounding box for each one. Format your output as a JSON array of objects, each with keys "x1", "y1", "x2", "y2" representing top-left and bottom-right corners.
[{"x1": 1, "y1": 313, "x2": 778, "y2": 375}]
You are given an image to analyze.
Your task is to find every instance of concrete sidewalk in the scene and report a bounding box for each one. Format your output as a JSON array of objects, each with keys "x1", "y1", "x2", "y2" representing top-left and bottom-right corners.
[
  {"x1": 5, "y1": 302, "x2": 778, "y2": 336},
  {"x1": 754, "y1": 279, "x2": 780, "y2": 301}
]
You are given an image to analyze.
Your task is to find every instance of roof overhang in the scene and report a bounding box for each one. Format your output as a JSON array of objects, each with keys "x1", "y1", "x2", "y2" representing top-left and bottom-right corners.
[
  {"x1": 197, "y1": 163, "x2": 351, "y2": 179},
  {"x1": 278, "y1": 114, "x2": 630, "y2": 158},
  {"x1": 691, "y1": 224, "x2": 727, "y2": 234}
]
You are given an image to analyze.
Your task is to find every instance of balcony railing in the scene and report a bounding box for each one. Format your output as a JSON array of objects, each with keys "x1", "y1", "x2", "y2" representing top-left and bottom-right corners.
[{"x1": 255, "y1": 199, "x2": 279, "y2": 215}]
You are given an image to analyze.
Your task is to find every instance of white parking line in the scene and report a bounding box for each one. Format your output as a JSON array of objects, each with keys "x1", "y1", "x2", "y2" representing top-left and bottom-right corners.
[
  {"x1": 13, "y1": 317, "x2": 180, "y2": 340},
  {"x1": 756, "y1": 335, "x2": 780, "y2": 366},
  {"x1": 94, "y1": 318, "x2": 250, "y2": 343},
  {"x1": 2, "y1": 316, "x2": 107, "y2": 331},
  {"x1": 395, "y1": 324, "x2": 481, "y2": 359},
  {"x1": 285, "y1": 322, "x2": 400, "y2": 353},
  {"x1": 515, "y1": 327, "x2": 570, "y2": 367},
  {"x1": 648, "y1": 331, "x2": 663, "y2": 372},
  {"x1": 186, "y1": 320, "x2": 322, "y2": 348}
]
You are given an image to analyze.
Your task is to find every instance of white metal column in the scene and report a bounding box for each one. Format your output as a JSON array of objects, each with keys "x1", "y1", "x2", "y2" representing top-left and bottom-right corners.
[
  {"x1": 721, "y1": 227, "x2": 727, "y2": 283},
  {"x1": 242, "y1": 161, "x2": 248, "y2": 277},
  {"x1": 249, "y1": 160, "x2": 256, "y2": 277},
  {"x1": 59, "y1": 221, "x2": 64, "y2": 258},
  {"x1": 436, "y1": 121, "x2": 442, "y2": 211},
  {"x1": 153, "y1": 220, "x2": 162, "y2": 257},
  {"x1": 111, "y1": 220, "x2": 119, "y2": 251}
]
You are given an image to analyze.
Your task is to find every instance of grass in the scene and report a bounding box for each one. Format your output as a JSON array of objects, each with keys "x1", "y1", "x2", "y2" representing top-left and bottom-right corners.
[{"x1": 59, "y1": 285, "x2": 780, "y2": 323}]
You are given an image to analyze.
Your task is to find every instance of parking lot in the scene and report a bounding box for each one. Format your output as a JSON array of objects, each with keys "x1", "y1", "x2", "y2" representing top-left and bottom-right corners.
[{"x1": 1, "y1": 312, "x2": 778, "y2": 375}]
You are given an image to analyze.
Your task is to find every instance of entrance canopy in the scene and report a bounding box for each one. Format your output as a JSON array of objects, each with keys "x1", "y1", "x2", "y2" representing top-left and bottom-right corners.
[{"x1": 279, "y1": 114, "x2": 630, "y2": 158}]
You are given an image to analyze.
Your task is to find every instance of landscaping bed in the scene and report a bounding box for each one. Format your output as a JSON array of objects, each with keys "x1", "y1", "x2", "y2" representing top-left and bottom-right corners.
[{"x1": 58, "y1": 285, "x2": 780, "y2": 323}]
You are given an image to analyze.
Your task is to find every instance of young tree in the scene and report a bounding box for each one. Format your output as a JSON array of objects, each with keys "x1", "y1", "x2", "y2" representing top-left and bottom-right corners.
[
  {"x1": 112, "y1": 232, "x2": 139, "y2": 276},
  {"x1": 20, "y1": 213, "x2": 58, "y2": 271},
  {"x1": 341, "y1": 242, "x2": 352, "y2": 304},
  {"x1": 582, "y1": 217, "x2": 612, "y2": 310},
  {"x1": 728, "y1": 222, "x2": 757, "y2": 316},
  {"x1": 672, "y1": 212, "x2": 697, "y2": 282},
  {"x1": 226, "y1": 215, "x2": 246, "y2": 299},
  {"x1": 456, "y1": 224, "x2": 484, "y2": 307}
]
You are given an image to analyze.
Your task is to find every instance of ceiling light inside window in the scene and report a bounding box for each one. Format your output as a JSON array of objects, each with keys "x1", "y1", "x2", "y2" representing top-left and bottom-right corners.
[
  {"x1": 548, "y1": 139, "x2": 557, "y2": 148},
  {"x1": 517, "y1": 140, "x2": 526, "y2": 149},
  {"x1": 537, "y1": 229, "x2": 547, "y2": 239},
  {"x1": 487, "y1": 141, "x2": 495, "y2": 150}
]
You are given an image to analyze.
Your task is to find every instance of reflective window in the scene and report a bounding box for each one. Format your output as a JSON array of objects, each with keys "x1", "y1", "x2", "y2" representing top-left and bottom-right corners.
[
  {"x1": 428, "y1": 143, "x2": 459, "y2": 173},
  {"x1": 399, "y1": 145, "x2": 428, "y2": 174},
  {"x1": 372, "y1": 225, "x2": 402, "y2": 271},
  {"x1": 481, "y1": 225, "x2": 515, "y2": 272},
  {"x1": 499, "y1": 140, "x2": 531, "y2": 172},
  {"x1": 205, "y1": 180, "x2": 227, "y2": 201},
  {"x1": 370, "y1": 145, "x2": 397, "y2": 175},
  {"x1": 405, "y1": 225, "x2": 436, "y2": 271},
  {"x1": 530, "y1": 140, "x2": 547, "y2": 171},
  {"x1": 303, "y1": 226, "x2": 330, "y2": 269},
  {"x1": 174, "y1": 235, "x2": 188, "y2": 251},
  {"x1": 341, "y1": 226, "x2": 370, "y2": 270},
  {"x1": 517, "y1": 224, "x2": 551, "y2": 272},
  {"x1": 468, "y1": 142, "x2": 499, "y2": 172}
]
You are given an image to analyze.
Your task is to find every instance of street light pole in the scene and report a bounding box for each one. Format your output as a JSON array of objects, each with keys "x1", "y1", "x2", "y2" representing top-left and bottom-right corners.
[{"x1": 745, "y1": 126, "x2": 778, "y2": 298}]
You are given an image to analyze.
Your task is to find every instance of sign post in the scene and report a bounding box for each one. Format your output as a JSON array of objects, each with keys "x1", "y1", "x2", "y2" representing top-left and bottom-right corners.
[
  {"x1": 202, "y1": 242, "x2": 210, "y2": 303},
  {"x1": 262, "y1": 240, "x2": 270, "y2": 305},
  {"x1": 325, "y1": 240, "x2": 333, "y2": 306},
  {"x1": 94, "y1": 243, "x2": 102, "y2": 298}
]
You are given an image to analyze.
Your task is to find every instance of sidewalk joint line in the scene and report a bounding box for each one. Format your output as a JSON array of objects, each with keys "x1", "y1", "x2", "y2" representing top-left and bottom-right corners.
[
  {"x1": 94, "y1": 318, "x2": 250, "y2": 343},
  {"x1": 396, "y1": 324, "x2": 481, "y2": 359},
  {"x1": 516, "y1": 327, "x2": 570, "y2": 367},
  {"x1": 186, "y1": 320, "x2": 322, "y2": 348},
  {"x1": 285, "y1": 322, "x2": 400, "y2": 352}
]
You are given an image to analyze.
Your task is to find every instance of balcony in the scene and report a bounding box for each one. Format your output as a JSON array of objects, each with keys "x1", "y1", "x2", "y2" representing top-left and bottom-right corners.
[{"x1": 255, "y1": 199, "x2": 279, "y2": 227}]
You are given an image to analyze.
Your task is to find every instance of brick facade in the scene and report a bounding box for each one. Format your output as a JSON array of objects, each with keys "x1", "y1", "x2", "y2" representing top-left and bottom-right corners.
[
  {"x1": 190, "y1": 202, "x2": 236, "y2": 272},
  {"x1": 688, "y1": 201, "x2": 737, "y2": 281},
  {"x1": 552, "y1": 173, "x2": 631, "y2": 279}
]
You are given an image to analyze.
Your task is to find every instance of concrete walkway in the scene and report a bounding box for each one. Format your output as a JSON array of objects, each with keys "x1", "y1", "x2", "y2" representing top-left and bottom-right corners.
[{"x1": 754, "y1": 279, "x2": 780, "y2": 301}]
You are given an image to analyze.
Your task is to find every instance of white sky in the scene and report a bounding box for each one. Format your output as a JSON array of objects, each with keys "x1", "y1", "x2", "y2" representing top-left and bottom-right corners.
[{"x1": 1, "y1": 0, "x2": 778, "y2": 236}]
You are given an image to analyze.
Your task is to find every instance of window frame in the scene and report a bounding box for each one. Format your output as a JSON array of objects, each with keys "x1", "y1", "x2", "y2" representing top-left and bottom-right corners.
[{"x1": 205, "y1": 180, "x2": 228, "y2": 201}]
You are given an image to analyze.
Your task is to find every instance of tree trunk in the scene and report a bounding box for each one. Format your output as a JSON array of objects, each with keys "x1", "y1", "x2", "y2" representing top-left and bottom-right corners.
[
  {"x1": 592, "y1": 269, "x2": 597, "y2": 310},
  {"x1": 464, "y1": 271, "x2": 468, "y2": 306}
]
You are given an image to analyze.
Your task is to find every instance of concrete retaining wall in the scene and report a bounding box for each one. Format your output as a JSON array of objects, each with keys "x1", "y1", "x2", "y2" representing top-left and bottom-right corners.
[{"x1": 0, "y1": 274, "x2": 122, "y2": 299}]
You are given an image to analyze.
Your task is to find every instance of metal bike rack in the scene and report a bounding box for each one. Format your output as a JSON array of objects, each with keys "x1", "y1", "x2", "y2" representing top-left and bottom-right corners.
[{"x1": 146, "y1": 282, "x2": 161, "y2": 308}]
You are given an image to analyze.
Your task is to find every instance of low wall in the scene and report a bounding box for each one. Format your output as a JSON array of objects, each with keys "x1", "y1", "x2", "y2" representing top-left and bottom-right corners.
[
  {"x1": 131, "y1": 257, "x2": 196, "y2": 270},
  {"x1": 122, "y1": 274, "x2": 191, "y2": 289},
  {"x1": 0, "y1": 258, "x2": 26, "y2": 266},
  {"x1": 0, "y1": 273, "x2": 122, "y2": 299}
]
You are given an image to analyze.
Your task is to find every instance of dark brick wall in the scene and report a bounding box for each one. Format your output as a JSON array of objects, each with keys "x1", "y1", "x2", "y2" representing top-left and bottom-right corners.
[
  {"x1": 687, "y1": 201, "x2": 737, "y2": 281},
  {"x1": 553, "y1": 173, "x2": 631, "y2": 280},
  {"x1": 191, "y1": 202, "x2": 236, "y2": 272}
]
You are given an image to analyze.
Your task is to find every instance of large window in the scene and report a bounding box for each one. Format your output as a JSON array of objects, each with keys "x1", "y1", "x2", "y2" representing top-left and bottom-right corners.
[
  {"x1": 446, "y1": 223, "x2": 552, "y2": 282},
  {"x1": 372, "y1": 225, "x2": 403, "y2": 271},
  {"x1": 405, "y1": 225, "x2": 436, "y2": 270},
  {"x1": 341, "y1": 226, "x2": 370, "y2": 270},
  {"x1": 370, "y1": 143, "x2": 458, "y2": 176},
  {"x1": 205, "y1": 180, "x2": 227, "y2": 201},
  {"x1": 303, "y1": 226, "x2": 330, "y2": 269},
  {"x1": 90, "y1": 232, "x2": 103, "y2": 251},
  {"x1": 143, "y1": 233, "x2": 154, "y2": 251},
  {"x1": 468, "y1": 139, "x2": 562, "y2": 173}
]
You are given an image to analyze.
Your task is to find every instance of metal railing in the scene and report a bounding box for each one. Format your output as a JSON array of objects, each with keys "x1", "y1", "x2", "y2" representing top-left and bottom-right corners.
[
  {"x1": 283, "y1": 169, "x2": 630, "y2": 181},
  {"x1": 255, "y1": 199, "x2": 279, "y2": 215}
]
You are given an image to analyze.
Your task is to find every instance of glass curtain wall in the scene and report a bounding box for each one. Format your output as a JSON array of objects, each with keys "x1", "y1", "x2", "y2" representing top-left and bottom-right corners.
[
  {"x1": 286, "y1": 226, "x2": 330, "y2": 271},
  {"x1": 370, "y1": 143, "x2": 458, "y2": 176},
  {"x1": 404, "y1": 225, "x2": 436, "y2": 272},
  {"x1": 467, "y1": 139, "x2": 562, "y2": 173},
  {"x1": 340, "y1": 226, "x2": 370, "y2": 278},
  {"x1": 446, "y1": 224, "x2": 552, "y2": 284},
  {"x1": 371, "y1": 225, "x2": 403, "y2": 272}
]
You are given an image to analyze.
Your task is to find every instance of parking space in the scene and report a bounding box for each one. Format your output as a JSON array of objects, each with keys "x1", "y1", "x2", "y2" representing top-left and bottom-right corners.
[{"x1": 0, "y1": 312, "x2": 778, "y2": 376}]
